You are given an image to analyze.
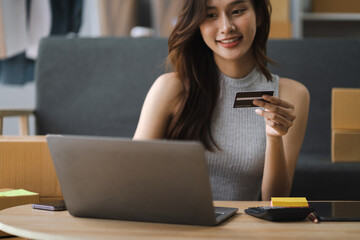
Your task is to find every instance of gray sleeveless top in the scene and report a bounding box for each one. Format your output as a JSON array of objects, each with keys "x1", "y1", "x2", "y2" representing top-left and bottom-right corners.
[{"x1": 205, "y1": 68, "x2": 279, "y2": 200}]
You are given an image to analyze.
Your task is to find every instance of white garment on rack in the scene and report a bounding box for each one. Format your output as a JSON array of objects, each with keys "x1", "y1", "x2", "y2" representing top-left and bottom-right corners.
[
  {"x1": 79, "y1": 0, "x2": 101, "y2": 37},
  {"x1": 0, "y1": 0, "x2": 51, "y2": 60},
  {"x1": 0, "y1": 0, "x2": 27, "y2": 59},
  {"x1": 26, "y1": 0, "x2": 51, "y2": 59}
]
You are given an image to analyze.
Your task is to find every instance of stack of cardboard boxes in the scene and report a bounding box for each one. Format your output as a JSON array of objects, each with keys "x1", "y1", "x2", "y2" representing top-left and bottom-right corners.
[
  {"x1": 331, "y1": 88, "x2": 360, "y2": 163},
  {"x1": 269, "y1": 0, "x2": 292, "y2": 39}
]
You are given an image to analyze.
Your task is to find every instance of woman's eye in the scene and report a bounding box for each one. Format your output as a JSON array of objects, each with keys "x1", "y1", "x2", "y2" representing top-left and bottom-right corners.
[
  {"x1": 232, "y1": 9, "x2": 245, "y2": 15},
  {"x1": 206, "y1": 13, "x2": 217, "y2": 18}
]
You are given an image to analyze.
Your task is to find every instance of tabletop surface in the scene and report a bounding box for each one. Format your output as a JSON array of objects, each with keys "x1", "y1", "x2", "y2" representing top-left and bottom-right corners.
[{"x1": 0, "y1": 201, "x2": 359, "y2": 240}]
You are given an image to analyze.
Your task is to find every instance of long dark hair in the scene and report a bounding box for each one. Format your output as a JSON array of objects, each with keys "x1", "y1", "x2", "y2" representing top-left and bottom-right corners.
[{"x1": 166, "y1": 0, "x2": 273, "y2": 151}]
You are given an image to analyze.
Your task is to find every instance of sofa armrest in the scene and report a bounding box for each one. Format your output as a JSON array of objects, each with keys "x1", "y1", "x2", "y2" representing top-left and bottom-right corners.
[{"x1": 0, "y1": 109, "x2": 35, "y2": 135}]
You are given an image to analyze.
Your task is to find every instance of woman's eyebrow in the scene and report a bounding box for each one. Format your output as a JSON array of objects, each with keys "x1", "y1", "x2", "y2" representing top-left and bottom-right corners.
[
  {"x1": 230, "y1": 0, "x2": 246, "y2": 5},
  {"x1": 206, "y1": 0, "x2": 247, "y2": 10}
]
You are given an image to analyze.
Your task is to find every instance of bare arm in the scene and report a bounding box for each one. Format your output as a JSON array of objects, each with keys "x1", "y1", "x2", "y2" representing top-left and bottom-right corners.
[
  {"x1": 133, "y1": 73, "x2": 183, "y2": 140},
  {"x1": 253, "y1": 78, "x2": 310, "y2": 200}
]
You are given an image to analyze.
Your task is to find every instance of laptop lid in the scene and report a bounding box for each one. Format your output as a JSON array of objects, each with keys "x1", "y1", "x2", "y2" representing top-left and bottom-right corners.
[{"x1": 47, "y1": 135, "x2": 237, "y2": 226}]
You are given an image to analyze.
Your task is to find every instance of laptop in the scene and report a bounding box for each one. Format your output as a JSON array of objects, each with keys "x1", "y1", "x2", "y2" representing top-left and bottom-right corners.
[{"x1": 47, "y1": 135, "x2": 238, "y2": 226}]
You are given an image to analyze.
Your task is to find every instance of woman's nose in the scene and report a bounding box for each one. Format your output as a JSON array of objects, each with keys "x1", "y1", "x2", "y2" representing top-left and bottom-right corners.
[{"x1": 219, "y1": 14, "x2": 235, "y2": 34}]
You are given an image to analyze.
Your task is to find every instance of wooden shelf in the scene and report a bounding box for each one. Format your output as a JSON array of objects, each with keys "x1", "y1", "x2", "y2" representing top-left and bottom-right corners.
[
  {"x1": 302, "y1": 13, "x2": 360, "y2": 21},
  {"x1": 292, "y1": 0, "x2": 360, "y2": 38}
]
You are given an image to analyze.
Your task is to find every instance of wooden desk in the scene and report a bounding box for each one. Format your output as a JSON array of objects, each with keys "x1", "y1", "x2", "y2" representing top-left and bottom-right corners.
[{"x1": 0, "y1": 201, "x2": 359, "y2": 240}]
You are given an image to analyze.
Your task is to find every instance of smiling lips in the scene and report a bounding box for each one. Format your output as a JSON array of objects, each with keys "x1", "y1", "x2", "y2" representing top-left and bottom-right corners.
[{"x1": 217, "y1": 36, "x2": 243, "y2": 48}]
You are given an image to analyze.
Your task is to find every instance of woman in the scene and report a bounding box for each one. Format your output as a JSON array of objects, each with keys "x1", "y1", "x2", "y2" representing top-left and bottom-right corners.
[{"x1": 134, "y1": 0, "x2": 310, "y2": 201}]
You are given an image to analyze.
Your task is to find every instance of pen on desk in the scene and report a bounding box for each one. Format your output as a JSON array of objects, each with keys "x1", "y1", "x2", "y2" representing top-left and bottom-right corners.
[{"x1": 308, "y1": 212, "x2": 319, "y2": 223}]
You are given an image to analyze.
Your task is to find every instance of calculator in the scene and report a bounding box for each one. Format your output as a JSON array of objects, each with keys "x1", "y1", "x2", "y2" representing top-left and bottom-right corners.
[{"x1": 245, "y1": 206, "x2": 314, "y2": 222}]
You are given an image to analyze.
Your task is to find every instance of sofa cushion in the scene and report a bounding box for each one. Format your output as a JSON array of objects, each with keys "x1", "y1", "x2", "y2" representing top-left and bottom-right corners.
[
  {"x1": 291, "y1": 153, "x2": 360, "y2": 200},
  {"x1": 35, "y1": 37, "x2": 169, "y2": 137}
]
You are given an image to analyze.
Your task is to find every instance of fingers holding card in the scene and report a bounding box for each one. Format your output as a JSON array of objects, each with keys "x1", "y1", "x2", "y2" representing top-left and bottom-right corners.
[
  {"x1": 232, "y1": 90, "x2": 296, "y2": 136},
  {"x1": 253, "y1": 95, "x2": 296, "y2": 137}
]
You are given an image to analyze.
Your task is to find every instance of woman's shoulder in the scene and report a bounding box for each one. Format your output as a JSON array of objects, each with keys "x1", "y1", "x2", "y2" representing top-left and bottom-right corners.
[
  {"x1": 145, "y1": 72, "x2": 184, "y2": 115},
  {"x1": 133, "y1": 73, "x2": 183, "y2": 139},
  {"x1": 152, "y1": 72, "x2": 184, "y2": 95},
  {"x1": 279, "y1": 77, "x2": 310, "y2": 101}
]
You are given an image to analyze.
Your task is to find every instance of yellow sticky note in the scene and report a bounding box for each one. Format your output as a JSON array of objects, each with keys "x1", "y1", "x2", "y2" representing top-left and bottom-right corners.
[
  {"x1": 0, "y1": 189, "x2": 38, "y2": 197},
  {"x1": 271, "y1": 197, "x2": 308, "y2": 207}
]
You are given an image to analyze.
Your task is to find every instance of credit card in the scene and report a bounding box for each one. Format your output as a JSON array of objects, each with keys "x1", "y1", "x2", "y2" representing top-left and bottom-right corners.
[{"x1": 233, "y1": 90, "x2": 274, "y2": 108}]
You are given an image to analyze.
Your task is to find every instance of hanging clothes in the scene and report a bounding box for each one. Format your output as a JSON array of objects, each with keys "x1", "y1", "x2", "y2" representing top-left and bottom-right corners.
[
  {"x1": 50, "y1": 0, "x2": 83, "y2": 35},
  {"x1": 0, "y1": 0, "x2": 27, "y2": 60},
  {"x1": 0, "y1": 0, "x2": 83, "y2": 85},
  {"x1": 97, "y1": 0, "x2": 137, "y2": 36},
  {"x1": 0, "y1": 53, "x2": 34, "y2": 85},
  {"x1": 26, "y1": 0, "x2": 51, "y2": 60},
  {"x1": 0, "y1": 0, "x2": 31, "y2": 85},
  {"x1": 79, "y1": 0, "x2": 101, "y2": 37},
  {"x1": 150, "y1": 0, "x2": 183, "y2": 37}
]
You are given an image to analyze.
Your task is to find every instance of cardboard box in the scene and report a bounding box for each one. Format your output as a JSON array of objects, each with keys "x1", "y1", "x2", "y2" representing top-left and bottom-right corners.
[
  {"x1": 0, "y1": 189, "x2": 39, "y2": 237},
  {"x1": 312, "y1": 0, "x2": 360, "y2": 13},
  {"x1": 270, "y1": 0, "x2": 290, "y2": 21},
  {"x1": 268, "y1": 0, "x2": 292, "y2": 39},
  {"x1": 332, "y1": 88, "x2": 360, "y2": 130},
  {"x1": 332, "y1": 130, "x2": 360, "y2": 162},
  {"x1": 0, "y1": 136, "x2": 62, "y2": 198},
  {"x1": 269, "y1": 21, "x2": 292, "y2": 39}
]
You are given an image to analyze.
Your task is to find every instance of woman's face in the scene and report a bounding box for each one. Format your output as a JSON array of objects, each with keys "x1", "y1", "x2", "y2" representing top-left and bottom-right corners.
[{"x1": 199, "y1": 0, "x2": 257, "y2": 64}]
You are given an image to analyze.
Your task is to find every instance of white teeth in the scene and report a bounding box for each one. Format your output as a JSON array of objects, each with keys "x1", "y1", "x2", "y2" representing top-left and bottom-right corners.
[{"x1": 220, "y1": 37, "x2": 240, "y2": 44}]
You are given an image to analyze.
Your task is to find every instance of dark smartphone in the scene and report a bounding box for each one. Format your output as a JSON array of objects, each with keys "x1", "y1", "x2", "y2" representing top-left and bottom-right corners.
[{"x1": 32, "y1": 200, "x2": 67, "y2": 211}]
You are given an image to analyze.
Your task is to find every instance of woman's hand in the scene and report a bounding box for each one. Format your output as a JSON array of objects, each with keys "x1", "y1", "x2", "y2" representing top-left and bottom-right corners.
[{"x1": 253, "y1": 95, "x2": 296, "y2": 137}]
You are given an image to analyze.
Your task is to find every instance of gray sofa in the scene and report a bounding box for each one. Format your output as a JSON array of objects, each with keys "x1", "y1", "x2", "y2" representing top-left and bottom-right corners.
[
  {"x1": 30, "y1": 37, "x2": 360, "y2": 200},
  {"x1": 266, "y1": 40, "x2": 360, "y2": 200}
]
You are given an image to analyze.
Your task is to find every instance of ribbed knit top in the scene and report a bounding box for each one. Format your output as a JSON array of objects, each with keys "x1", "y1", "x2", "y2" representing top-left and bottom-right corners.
[{"x1": 205, "y1": 68, "x2": 279, "y2": 200}]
